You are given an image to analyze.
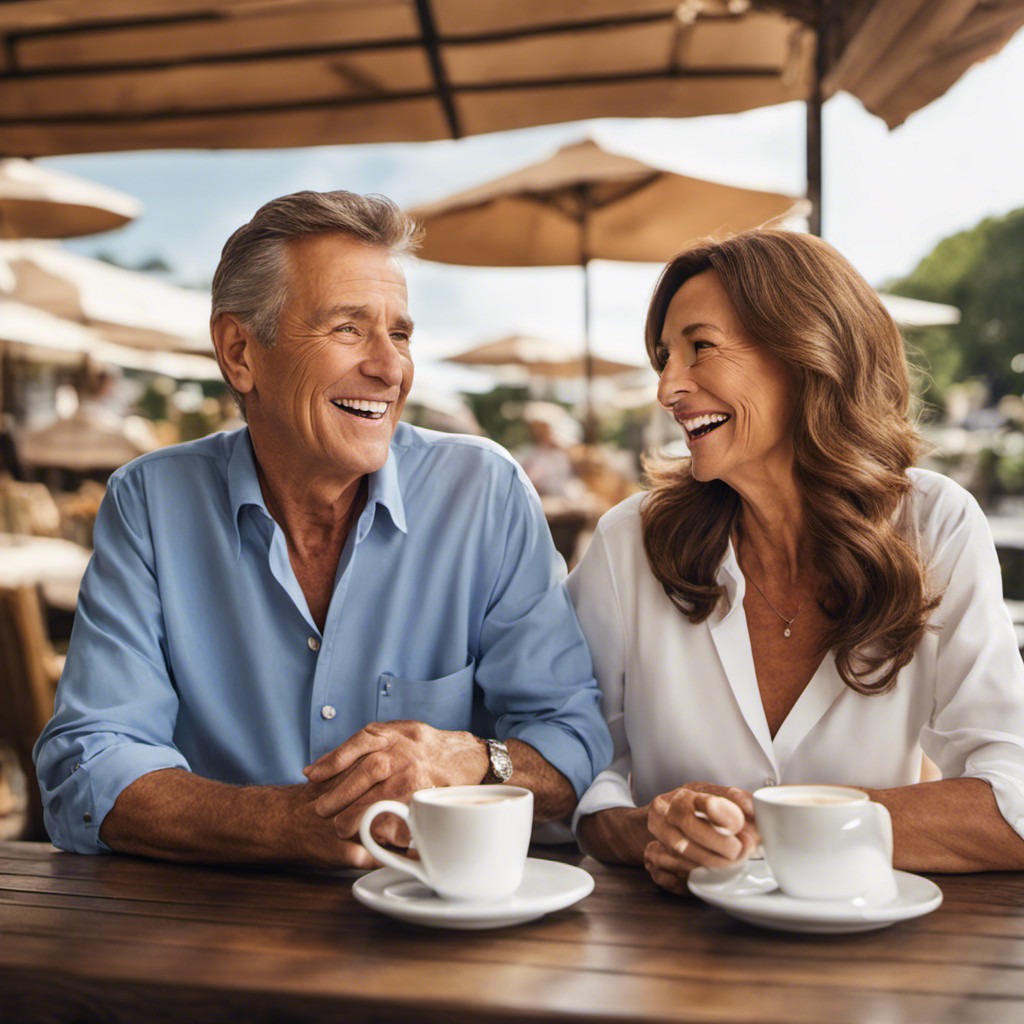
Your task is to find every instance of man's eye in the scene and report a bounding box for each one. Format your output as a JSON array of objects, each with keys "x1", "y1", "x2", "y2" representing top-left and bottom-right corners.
[{"x1": 390, "y1": 332, "x2": 410, "y2": 343}]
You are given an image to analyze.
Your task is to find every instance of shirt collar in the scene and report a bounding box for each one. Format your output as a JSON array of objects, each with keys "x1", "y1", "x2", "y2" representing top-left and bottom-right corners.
[
  {"x1": 711, "y1": 534, "x2": 746, "y2": 627},
  {"x1": 226, "y1": 428, "x2": 409, "y2": 556},
  {"x1": 365, "y1": 445, "x2": 408, "y2": 536},
  {"x1": 227, "y1": 429, "x2": 270, "y2": 557}
]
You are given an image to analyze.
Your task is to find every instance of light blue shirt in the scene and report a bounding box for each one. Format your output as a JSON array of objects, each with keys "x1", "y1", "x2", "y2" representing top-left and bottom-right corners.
[{"x1": 34, "y1": 424, "x2": 612, "y2": 853}]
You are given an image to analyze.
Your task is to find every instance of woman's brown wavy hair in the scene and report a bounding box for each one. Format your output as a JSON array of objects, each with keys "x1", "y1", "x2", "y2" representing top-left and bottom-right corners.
[{"x1": 641, "y1": 229, "x2": 939, "y2": 695}]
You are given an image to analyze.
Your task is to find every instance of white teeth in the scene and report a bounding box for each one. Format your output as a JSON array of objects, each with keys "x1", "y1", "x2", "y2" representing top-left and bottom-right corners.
[
  {"x1": 336, "y1": 399, "x2": 389, "y2": 415},
  {"x1": 682, "y1": 413, "x2": 729, "y2": 433}
]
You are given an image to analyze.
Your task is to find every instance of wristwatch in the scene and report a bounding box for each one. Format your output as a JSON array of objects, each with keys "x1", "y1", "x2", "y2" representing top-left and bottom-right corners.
[{"x1": 481, "y1": 738, "x2": 514, "y2": 784}]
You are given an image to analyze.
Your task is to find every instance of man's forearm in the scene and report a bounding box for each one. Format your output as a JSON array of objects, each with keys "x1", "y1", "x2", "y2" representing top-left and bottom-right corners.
[
  {"x1": 99, "y1": 768, "x2": 374, "y2": 868},
  {"x1": 504, "y1": 739, "x2": 577, "y2": 821}
]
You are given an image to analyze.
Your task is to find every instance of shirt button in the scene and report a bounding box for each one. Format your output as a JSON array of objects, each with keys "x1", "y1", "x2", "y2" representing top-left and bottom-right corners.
[
  {"x1": 763, "y1": 777, "x2": 777, "y2": 787},
  {"x1": 307, "y1": 636, "x2": 320, "y2": 652},
  {"x1": 83, "y1": 813, "x2": 92, "y2": 823},
  {"x1": 321, "y1": 705, "x2": 336, "y2": 720}
]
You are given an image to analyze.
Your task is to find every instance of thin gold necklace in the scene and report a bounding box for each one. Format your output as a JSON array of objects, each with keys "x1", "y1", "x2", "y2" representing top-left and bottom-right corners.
[{"x1": 743, "y1": 571, "x2": 806, "y2": 638}]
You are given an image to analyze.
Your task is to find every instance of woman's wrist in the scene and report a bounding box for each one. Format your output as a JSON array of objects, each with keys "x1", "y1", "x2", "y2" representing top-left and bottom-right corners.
[{"x1": 578, "y1": 805, "x2": 650, "y2": 865}]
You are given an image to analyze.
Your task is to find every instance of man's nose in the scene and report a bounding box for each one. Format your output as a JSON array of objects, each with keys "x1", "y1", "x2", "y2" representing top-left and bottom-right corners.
[{"x1": 362, "y1": 331, "x2": 405, "y2": 386}]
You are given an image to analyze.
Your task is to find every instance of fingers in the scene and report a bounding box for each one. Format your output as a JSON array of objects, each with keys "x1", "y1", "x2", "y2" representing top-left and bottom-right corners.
[
  {"x1": 644, "y1": 840, "x2": 699, "y2": 895},
  {"x1": 304, "y1": 727, "x2": 391, "y2": 783},
  {"x1": 336, "y1": 839, "x2": 378, "y2": 870},
  {"x1": 648, "y1": 788, "x2": 755, "y2": 868}
]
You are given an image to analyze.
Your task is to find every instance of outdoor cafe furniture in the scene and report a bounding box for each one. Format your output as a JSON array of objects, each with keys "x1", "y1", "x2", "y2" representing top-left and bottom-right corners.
[
  {"x1": 0, "y1": 532, "x2": 91, "y2": 613},
  {"x1": 2, "y1": 840, "x2": 1023, "y2": 1023}
]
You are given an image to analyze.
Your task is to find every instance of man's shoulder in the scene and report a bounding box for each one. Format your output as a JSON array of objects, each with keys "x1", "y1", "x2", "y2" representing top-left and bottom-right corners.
[
  {"x1": 390, "y1": 422, "x2": 521, "y2": 478},
  {"x1": 107, "y1": 429, "x2": 240, "y2": 494}
]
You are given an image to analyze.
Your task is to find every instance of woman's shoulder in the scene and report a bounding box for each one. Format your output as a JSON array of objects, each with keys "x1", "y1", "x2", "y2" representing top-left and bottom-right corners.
[
  {"x1": 594, "y1": 491, "x2": 647, "y2": 538},
  {"x1": 905, "y1": 466, "x2": 986, "y2": 556}
]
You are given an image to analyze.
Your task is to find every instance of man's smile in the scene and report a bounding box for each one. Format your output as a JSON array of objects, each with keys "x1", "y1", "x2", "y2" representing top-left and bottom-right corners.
[{"x1": 330, "y1": 398, "x2": 391, "y2": 421}]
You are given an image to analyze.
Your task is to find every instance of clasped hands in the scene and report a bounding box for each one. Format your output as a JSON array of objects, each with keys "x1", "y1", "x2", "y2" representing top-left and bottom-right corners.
[
  {"x1": 300, "y1": 719, "x2": 486, "y2": 866},
  {"x1": 643, "y1": 783, "x2": 761, "y2": 895}
]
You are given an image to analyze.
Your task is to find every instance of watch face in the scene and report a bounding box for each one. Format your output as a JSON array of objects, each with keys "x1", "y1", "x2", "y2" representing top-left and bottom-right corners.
[{"x1": 489, "y1": 740, "x2": 514, "y2": 782}]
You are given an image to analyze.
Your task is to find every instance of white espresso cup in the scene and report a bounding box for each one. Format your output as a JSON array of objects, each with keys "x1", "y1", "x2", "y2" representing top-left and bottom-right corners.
[
  {"x1": 753, "y1": 784, "x2": 899, "y2": 905},
  {"x1": 359, "y1": 785, "x2": 534, "y2": 903}
]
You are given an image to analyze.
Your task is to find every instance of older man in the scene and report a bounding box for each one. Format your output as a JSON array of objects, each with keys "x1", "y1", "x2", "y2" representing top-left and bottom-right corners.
[{"x1": 34, "y1": 190, "x2": 611, "y2": 865}]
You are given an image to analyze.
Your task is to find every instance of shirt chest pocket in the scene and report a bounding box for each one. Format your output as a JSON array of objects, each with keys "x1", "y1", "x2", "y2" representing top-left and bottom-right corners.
[{"x1": 376, "y1": 657, "x2": 476, "y2": 731}]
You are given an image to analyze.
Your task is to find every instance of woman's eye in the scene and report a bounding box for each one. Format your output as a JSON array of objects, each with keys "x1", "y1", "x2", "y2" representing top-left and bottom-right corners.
[{"x1": 654, "y1": 345, "x2": 669, "y2": 369}]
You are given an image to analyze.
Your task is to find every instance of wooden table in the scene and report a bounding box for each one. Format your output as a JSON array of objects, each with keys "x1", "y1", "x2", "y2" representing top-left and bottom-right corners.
[{"x1": 2, "y1": 841, "x2": 1023, "y2": 1023}]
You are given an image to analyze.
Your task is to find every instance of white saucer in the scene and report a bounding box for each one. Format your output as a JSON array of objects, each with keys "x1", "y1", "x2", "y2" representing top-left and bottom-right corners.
[
  {"x1": 688, "y1": 860, "x2": 943, "y2": 934},
  {"x1": 352, "y1": 857, "x2": 595, "y2": 930}
]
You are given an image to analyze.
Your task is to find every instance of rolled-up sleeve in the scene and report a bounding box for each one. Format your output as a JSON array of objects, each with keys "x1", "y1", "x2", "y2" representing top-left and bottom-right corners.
[
  {"x1": 474, "y1": 468, "x2": 612, "y2": 798},
  {"x1": 566, "y1": 521, "x2": 635, "y2": 830},
  {"x1": 924, "y1": 495, "x2": 1024, "y2": 838},
  {"x1": 33, "y1": 471, "x2": 190, "y2": 853}
]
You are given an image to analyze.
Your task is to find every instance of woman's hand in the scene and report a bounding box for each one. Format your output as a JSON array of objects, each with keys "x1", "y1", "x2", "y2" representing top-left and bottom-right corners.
[{"x1": 644, "y1": 783, "x2": 759, "y2": 895}]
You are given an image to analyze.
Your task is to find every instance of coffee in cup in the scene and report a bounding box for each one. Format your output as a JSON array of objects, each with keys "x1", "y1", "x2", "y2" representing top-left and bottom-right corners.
[
  {"x1": 753, "y1": 784, "x2": 898, "y2": 905},
  {"x1": 359, "y1": 785, "x2": 533, "y2": 902}
]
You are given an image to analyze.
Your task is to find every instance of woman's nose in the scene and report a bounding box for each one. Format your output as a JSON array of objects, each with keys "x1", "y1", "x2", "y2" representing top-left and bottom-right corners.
[{"x1": 657, "y1": 358, "x2": 697, "y2": 409}]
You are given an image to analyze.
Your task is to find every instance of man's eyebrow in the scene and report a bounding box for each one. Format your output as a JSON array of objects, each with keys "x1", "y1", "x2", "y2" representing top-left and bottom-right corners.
[{"x1": 312, "y1": 303, "x2": 415, "y2": 335}]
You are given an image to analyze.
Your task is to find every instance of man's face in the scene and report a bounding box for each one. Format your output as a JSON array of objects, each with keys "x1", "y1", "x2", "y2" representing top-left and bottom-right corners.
[{"x1": 243, "y1": 233, "x2": 414, "y2": 482}]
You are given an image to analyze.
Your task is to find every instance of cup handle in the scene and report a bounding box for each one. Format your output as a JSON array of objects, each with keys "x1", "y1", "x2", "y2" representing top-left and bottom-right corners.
[
  {"x1": 871, "y1": 801, "x2": 894, "y2": 861},
  {"x1": 358, "y1": 800, "x2": 430, "y2": 886}
]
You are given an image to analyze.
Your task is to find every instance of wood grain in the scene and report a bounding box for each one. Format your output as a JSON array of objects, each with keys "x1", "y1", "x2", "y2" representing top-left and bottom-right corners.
[{"x1": 2, "y1": 842, "x2": 1024, "y2": 1023}]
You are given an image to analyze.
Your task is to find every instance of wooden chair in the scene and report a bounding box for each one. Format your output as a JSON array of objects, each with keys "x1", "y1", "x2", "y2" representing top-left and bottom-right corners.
[{"x1": 0, "y1": 585, "x2": 62, "y2": 841}]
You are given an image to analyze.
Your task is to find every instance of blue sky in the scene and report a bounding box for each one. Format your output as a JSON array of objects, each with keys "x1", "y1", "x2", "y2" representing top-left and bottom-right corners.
[{"x1": 40, "y1": 27, "x2": 1024, "y2": 375}]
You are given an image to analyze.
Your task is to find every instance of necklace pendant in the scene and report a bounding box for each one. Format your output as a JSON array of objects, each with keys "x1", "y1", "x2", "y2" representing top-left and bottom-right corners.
[{"x1": 783, "y1": 627, "x2": 792, "y2": 638}]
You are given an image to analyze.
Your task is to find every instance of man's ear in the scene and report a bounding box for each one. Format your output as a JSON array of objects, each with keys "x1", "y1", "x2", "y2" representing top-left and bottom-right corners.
[{"x1": 211, "y1": 313, "x2": 258, "y2": 397}]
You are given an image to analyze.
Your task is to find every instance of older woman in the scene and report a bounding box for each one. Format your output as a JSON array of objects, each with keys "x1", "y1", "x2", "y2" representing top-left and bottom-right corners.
[{"x1": 568, "y1": 229, "x2": 1024, "y2": 893}]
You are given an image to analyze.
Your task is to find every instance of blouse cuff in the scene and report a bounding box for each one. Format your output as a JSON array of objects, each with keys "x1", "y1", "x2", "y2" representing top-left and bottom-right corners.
[{"x1": 571, "y1": 768, "x2": 635, "y2": 835}]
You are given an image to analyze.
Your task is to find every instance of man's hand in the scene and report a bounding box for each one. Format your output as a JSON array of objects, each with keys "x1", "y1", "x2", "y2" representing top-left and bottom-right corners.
[{"x1": 304, "y1": 721, "x2": 489, "y2": 845}]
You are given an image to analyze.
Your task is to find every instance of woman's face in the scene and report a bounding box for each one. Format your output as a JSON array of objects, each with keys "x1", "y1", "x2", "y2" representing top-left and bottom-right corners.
[{"x1": 655, "y1": 269, "x2": 798, "y2": 490}]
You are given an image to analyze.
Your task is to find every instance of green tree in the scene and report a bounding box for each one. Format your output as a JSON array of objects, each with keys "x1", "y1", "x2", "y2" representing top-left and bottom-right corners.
[{"x1": 887, "y1": 207, "x2": 1024, "y2": 404}]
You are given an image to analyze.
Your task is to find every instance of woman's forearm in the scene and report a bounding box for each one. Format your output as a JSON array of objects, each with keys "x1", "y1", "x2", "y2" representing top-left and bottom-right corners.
[
  {"x1": 868, "y1": 778, "x2": 1024, "y2": 873},
  {"x1": 576, "y1": 805, "x2": 651, "y2": 865}
]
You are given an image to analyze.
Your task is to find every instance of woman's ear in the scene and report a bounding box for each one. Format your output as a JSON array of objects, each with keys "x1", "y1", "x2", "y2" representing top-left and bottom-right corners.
[{"x1": 211, "y1": 313, "x2": 257, "y2": 397}]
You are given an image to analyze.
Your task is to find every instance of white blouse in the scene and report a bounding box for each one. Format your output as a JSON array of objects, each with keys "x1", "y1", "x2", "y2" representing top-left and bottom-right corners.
[{"x1": 568, "y1": 468, "x2": 1024, "y2": 838}]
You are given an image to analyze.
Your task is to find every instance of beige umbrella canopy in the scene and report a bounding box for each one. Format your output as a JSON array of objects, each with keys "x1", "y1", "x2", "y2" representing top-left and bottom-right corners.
[
  {"x1": 0, "y1": 158, "x2": 141, "y2": 240},
  {"x1": 410, "y1": 137, "x2": 799, "y2": 437},
  {"x1": 445, "y1": 334, "x2": 643, "y2": 380},
  {"x1": 0, "y1": 1, "x2": 1017, "y2": 152},
  {"x1": 410, "y1": 137, "x2": 801, "y2": 267}
]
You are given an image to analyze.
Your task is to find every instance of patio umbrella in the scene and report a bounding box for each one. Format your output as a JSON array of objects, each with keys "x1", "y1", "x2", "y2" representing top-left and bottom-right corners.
[
  {"x1": 0, "y1": 300, "x2": 221, "y2": 380},
  {"x1": 0, "y1": 158, "x2": 141, "y2": 240},
  {"x1": 0, "y1": 2, "x2": 1019, "y2": 230},
  {"x1": 0, "y1": 240, "x2": 212, "y2": 354},
  {"x1": 409, "y1": 137, "x2": 800, "y2": 438},
  {"x1": 444, "y1": 334, "x2": 643, "y2": 380}
]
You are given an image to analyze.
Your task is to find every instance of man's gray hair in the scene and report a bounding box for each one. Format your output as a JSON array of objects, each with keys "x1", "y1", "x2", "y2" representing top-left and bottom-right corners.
[{"x1": 211, "y1": 189, "x2": 421, "y2": 348}]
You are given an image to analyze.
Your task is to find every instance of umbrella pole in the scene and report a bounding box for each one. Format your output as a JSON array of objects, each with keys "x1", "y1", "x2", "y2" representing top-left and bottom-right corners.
[{"x1": 582, "y1": 257, "x2": 597, "y2": 445}]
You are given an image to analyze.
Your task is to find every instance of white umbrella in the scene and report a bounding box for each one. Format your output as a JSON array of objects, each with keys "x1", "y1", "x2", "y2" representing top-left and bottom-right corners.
[
  {"x1": 0, "y1": 299, "x2": 221, "y2": 380},
  {"x1": 878, "y1": 293, "x2": 961, "y2": 328},
  {"x1": 0, "y1": 158, "x2": 141, "y2": 239},
  {"x1": 0, "y1": 240, "x2": 212, "y2": 353}
]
